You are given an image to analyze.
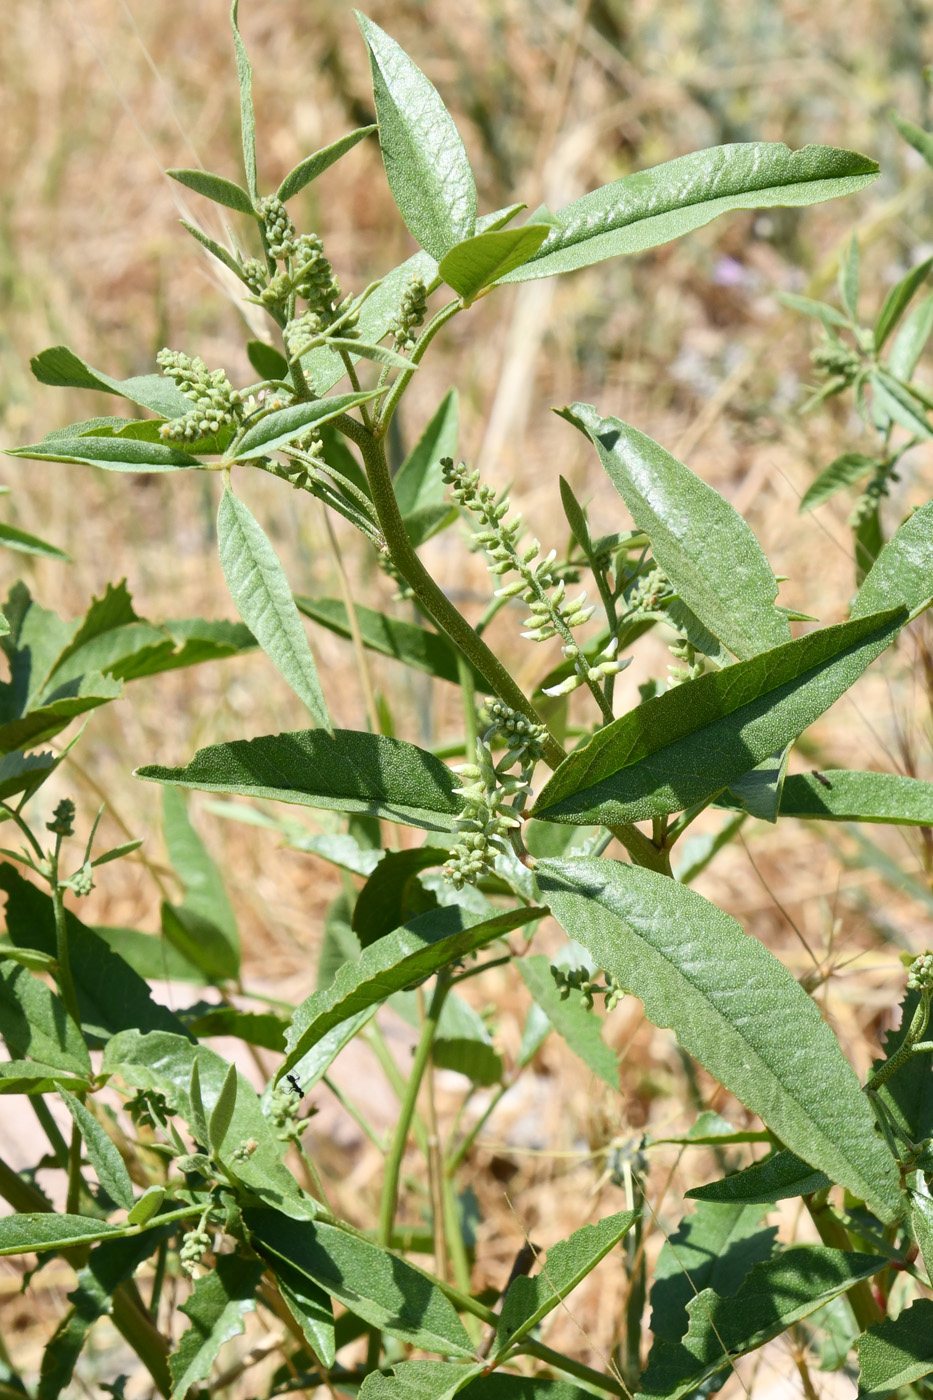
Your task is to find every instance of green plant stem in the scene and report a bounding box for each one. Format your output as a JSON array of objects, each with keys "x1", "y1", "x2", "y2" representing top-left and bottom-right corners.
[
  {"x1": 865, "y1": 991, "x2": 932, "y2": 1092},
  {"x1": 336, "y1": 413, "x2": 669, "y2": 872},
  {"x1": 805, "y1": 1196, "x2": 882, "y2": 1331},
  {"x1": 378, "y1": 970, "x2": 452, "y2": 1247},
  {"x1": 149, "y1": 1237, "x2": 168, "y2": 1318},
  {"x1": 363, "y1": 1024, "x2": 428, "y2": 1153},
  {"x1": 518, "y1": 1339, "x2": 627, "y2": 1396},
  {"x1": 110, "y1": 1285, "x2": 172, "y2": 1398},
  {"x1": 49, "y1": 847, "x2": 80, "y2": 1028},
  {"x1": 447, "y1": 1079, "x2": 511, "y2": 1175},
  {"x1": 0, "y1": 1153, "x2": 49, "y2": 1212},
  {"x1": 458, "y1": 653, "x2": 479, "y2": 758},
  {"x1": 30, "y1": 1095, "x2": 70, "y2": 1169},
  {"x1": 66, "y1": 1120, "x2": 84, "y2": 1216},
  {"x1": 375, "y1": 299, "x2": 462, "y2": 435}
]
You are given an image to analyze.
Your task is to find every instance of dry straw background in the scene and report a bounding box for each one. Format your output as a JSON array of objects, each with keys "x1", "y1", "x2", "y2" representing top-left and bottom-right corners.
[{"x1": 2, "y1": 0, "x2": 933, "y2": 1395}]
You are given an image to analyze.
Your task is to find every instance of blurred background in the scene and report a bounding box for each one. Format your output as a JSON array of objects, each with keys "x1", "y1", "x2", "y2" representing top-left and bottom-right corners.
[{"x1": 2, "y1": 0, "x2": 933, "y2": 1393}]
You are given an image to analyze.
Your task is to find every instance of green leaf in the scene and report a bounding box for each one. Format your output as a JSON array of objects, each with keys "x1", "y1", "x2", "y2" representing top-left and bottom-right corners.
[
  {"x1": 873, "y1": 988, "x2": 933, "y2": 1148},
  {"x1": 283, "y1": 1008, "x2": 379, "y2": 1095},
  {"x1": 517, "y1": 955, "x2": 619, "y2": 1089},
  {"x1": 893, "y1": 111, "x2": 933, "y2": 165},
  {"x1": 439, "y1": 226, "x2": 550, "y2": 301},
  {"x1": 7, "y1": 436, "x2": 201, "y2": 473},
  {"x1": 360, "y1": 1361, "x2": 486, "y2": 1400},
  {"x1": 640, "y1": 1247, "x2": 884, "y2": 1400},
  {"x1": 277, "y1": 125, "x2": 377, "y2": 201},
  {"x1": 166, "y1": 168, "x2": 255, "y2": 214},
  {"x1": 280, "y1": 903, "x2": 542, "y2": 1078},
  {"x1": 170, "y1": 1253, "x2": 264, "y2": 1400},
  {"x1": 296, "y1": 595, "x2": 470, "y2": 686},
  {"x1": 500, "y1": 143, "x2": 879, "y2": 283},
  {"x1": 888, "y1": 293, "x2": 933, "y2": 380},
  {"x1": 101, "y1": 1030, "x2": 317, "y2": 1219},
  {"x1": 762, "y1": 768, "x2": 933, "y2": 824},
  {"x1": 910, "y1": 1188, "x2": 933, "y2": 1284},
  {"x1": 855, "y1": 504, "x2": 884, "y2": 586},
  {"x1": 183, "y1": 1004, "x2": 287, "y2": 1052},
  {"x1": 229, "y1": 392, "x2": 382, "y2": 461},
  {"x1": 163, "y1": 786, "x2": 239, "y2": 970},
  {"x1": 324, "y1": 336, "x2": 415, "y2": 370},
  {"x1": 352, "y1": 847, "x2": 445, "y2": 947},
  {"x1": 687, "y1": 1150, "x2": 830, "y2": 1205},
  {"x1": 0, "y1": 865, "x2": 187, "y2": 1040},
  {"x1": 137, "y1": 728, "x2": 462, "y2": 832},
  {"x1": 722, "y1": 744, "x2": 790, "y2": 823},
  {"x1": 537, "y1": 859, "x2": 905, "y2": 1223},
  {"x1": 0, "y1": 958, "x2": 90, "y2": 1073},
  {"x1": 0, "y1": 1213, "x2": 123, "y2": 1256},
  {"x1": 272, "y1": 1256, "x2": 336, "y2": 1368},
  {"x1": 246, "y1": 1208, "x2": 475, "y2": 1356},
  {"x1": 39, "y1": 1231, "x2": 168, "y2": 1400},
  {"x1": 217, "y1": 488, "x2": 333, "y2": 730},
  {"x1": 533, "y1": 608, "x2": 906, "y2": 826},
  {"x1": 799, "y1": 453, "x2": 877, "y2": 512},
  {"x1": 856, "y1": 1299, "x2": 933, "y2": 1400},
  {"x1": 91, "y1": 926, "x2": 204, "y2": 983},
  {"x1": 838, "y1": 236, "x2": 859, "y2": 320},
  {"x1": 875, "y1": 256, "x2": 933, "y2": 350},
  {"x1": 490, "y1": 1210, "x2": 638, "y2": 1359},
  {"x1": 392, "y1": 990, "x2": 503, "y2": 1086},
  {"x1": 58, "y1": 1090, "x2": 134, "y2": 1211},
  {"x1": 246, "y1": 339, "x2": 288, "y2": 381},
  {"x1": 852, "y1": 498, "x2": 933, "y2": 623},
  {"x1": 26, "y1": 345, "x2": 192, "y2": 416},
  {"x1": 0, "y1": 521, "x2": 67, "y2": 560},
  {"x1": 871, "y1": 368, "x2": 933, "y2": 438},
  {"x1": 230, "y1": 0, "x2": 257, "y2": 203},
  {"x1": 393, "y1": 389, "x2": 459, "y2": 515},
  {"x1": 208, "y1": 1063, "x2": 239, "y2": 1154},
  {"x1": 779, "y1": 292, "x2": 852, "y2": 330},
  {"x1": 649, "y1": 1201, "x2": 776, "y2": 1343},
  {"x1": 127, "y1": 1186, "x2": 166, "y2": 1226},
  {"x1": 561, "y1": 405, "x2": 789, "y2": 660},
  {"x1": 357, "y1": 14, "x2": 477, "y2": 260},
  {"x1": 0, "y1": 1061, "x2": 91, "y2": 1095}
]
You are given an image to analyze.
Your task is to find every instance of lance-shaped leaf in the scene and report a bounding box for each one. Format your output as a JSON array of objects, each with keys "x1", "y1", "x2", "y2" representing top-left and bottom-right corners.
[
  {"x1": 561, "y1": 405, "x2": 789, "y2": 660},
  {"x1": 393, "y1": 388, "x2": 459, "y2": 514},
  {"x1": 0, "y1": 672, "x2": 122, "y2": 754},
  {"x1": 687, "y1": 1150, "x2": 830, "y2": 1205},
  {"x1": 799, "y1": 453, "x2": 877, "y2": 512},
  {"x1": 749, "y1": 769, "x2": 933, "y2": 824},
  {"x1": 358, "y1": 14, "x2": 477, "y2": 260},
  {"x1": 280, "y1": 1007, "x2": 378, "y2": 1098},
  {"x1": 517, "y1": 955, "x2": 619, "y2": 1089},
  {"x1": 0, "y1": 1213, "x2": 123, "y2": 1256},
  {"x1": 0, "y1": 958, "x2": 90, "y2": 1074},
  {"x1": 873, "y1": 988, "x2": 933, "y2": 1150},
  {"x1": 7, "y1": 436, "x2": 201, "y2": 474},
  {"x1": 649, "y1": 1201, "x2": 777, "y2": 1344},
  {"x1": 170, "y1": 1253, "x2": 264, "y2": 1400},
  {"x1": 360, "y1": 1361, "x2": 486, "y2": 1400},
  {"x1": 531, "y1": 607, "x2": 907, "y2": 826},
  {"x1": 230, "y1": 0, "x2": 257, "y2": 202},
  {"x1": 490, "y1": 1210, "x2": 638, "y2": 1359},
  {"x1": 279, "y1": 902, "x2": 541, "y2": 1078},
  {"x1": 875, "y1": 255, "x2": 933, "y2": 351},
  {"x1": 638, "y1": 1246, "x2": 884, "y2": 1400},
  {"x1": 498, "y1": 143, "x2": 878, "y2": 283},
  {"x1": 0, "y1": 864, "x2": 187, "y2": 1040},
  {"x1": 229, "y1": 392, "x2": 382, "y2": 461},
  {"x1": 0, "y1": 521, "x2": 68, "y2": 560},
  {"x1": 296, "y1": 595, "x2": 471, "y2": 686},
  {"x1": 889, "y1": 293, "x2": 933, "y2": 380},
  {"x1": 162, "y1": 786, "x2": 240, "y2": 980},
  {"x1": 217, "y1": 489, "x2": 332, "y2": 730},
  {"x1": 166, "y1": 168, "x2": 255, "y2": 214},
  {"x1": 537, "y1": 859, "x2": 904, "y2": 1223},
  {"x1": 272, "y1": 1256, "x2": 336, "y2": 1368},
  {"x1": 352, "y1": 847, "x2": 447, "y2": 946},
  {"x1": 137, "y1": 728, "x2": 462, "y2": 832},
  {"x1": 26, "y1": 345, "x2": 192, "y2": 417},
  {"x1": 439, "y1": 225, "x2": 550, "y2": 301},
  {"x1": 856, "y1": 1299, "x2": 933, "y2": 1400},
  {"x1": 852, "y1": 497, "x2": 933, "y2": 623},
  {"x1": 246, "y1": 1208, "x2": 474, "y2": 1356},
  {"x1": 277, "y1": 125, "x2": 376, "y2": 201},
  {"x1": 58, "y1": 1090, "x2": 134, "y2": 1212},
  {"x1": 101, "y1": 1030, "x2": 317, "y2": 1219},
  {"x1": 0, "y1": 1061, "x2": 92, "y2": 1094}
]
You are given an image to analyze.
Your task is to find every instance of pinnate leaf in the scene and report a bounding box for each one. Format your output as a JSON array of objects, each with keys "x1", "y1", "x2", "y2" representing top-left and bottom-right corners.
[{"x1": 537, "y1": 858, "x2": 904, "y2": 1223}]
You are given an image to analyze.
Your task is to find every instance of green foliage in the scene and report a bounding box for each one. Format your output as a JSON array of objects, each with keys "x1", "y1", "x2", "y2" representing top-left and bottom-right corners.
[{"x1": 2, "y1": 10, "x2": 931, "y2": 1399}]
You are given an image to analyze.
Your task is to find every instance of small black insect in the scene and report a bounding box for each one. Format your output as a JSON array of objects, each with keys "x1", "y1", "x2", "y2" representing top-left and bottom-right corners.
[
  {"x1": 285, "y1": 1073, "x2": 303, "y2": 1096},
  {"x1": 811, "y1": 770, "x2": 833, "y2": 790}
]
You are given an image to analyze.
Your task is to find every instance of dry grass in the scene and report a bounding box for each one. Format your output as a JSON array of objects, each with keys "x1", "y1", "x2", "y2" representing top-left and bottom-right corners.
[{"x1": 1, "y1": 0, "x2": 933, "y2": 1395}]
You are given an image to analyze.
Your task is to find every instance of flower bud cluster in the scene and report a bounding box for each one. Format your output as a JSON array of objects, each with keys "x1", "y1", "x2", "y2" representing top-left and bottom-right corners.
[
  {"x1": 156, "y1": 349, "x2": 243, "y2": 443},
  {"x1": 441, "y1": 457, "x2": 599, "y2": 656},
  {"x1": 240, "y1": 257, "x2": 268, "y2": 295},
  {"x1": 605, "y1": 1134, "x2": 648, "y2": 1191},
  {"x1": 259, "y1": 195, "x2": 297, "y2": 259},
  {"x1": 388, "y1": 276, "x2": 428, "y2": 350},
  {"x1": 550, "y1": 964, "x2": 624, "y2": 1012},
  {"x1": 444, "y1": 702, "x2": 543, "y2": 889},
  {"x1": 268, "y1": 1085, "x2": 311, "y2": 1143},
  {"x1": 812, "y1": 337, "x2": 861, "y2": 387},
  {"x1": 292, "y1": 234, "x2": 342, "y2": 312},
  {"x1": 47, "y1": 798, "x2": 76, "y2": 837},
  {"x1": 667, "y1": 638, "x2": 704, "y2": 688},
  {"x1": 67, "y1": 861, "x2": 95, "y2": 897},
  {"x1": 626, "y1": 565, "x2": 672, "y2": 617},
  {"x1": 908, "y1": 953, "x2": 933, "y2": 993},
  {"x1": 850, "y1": 464, "x2": 899, "y2": 527},
  {"x1": 542, "y1": 637, "x2": 631, "y2": 699},
  {"x1": 179, "y1": 1227, "x2": 213, "y2": 1278}
]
